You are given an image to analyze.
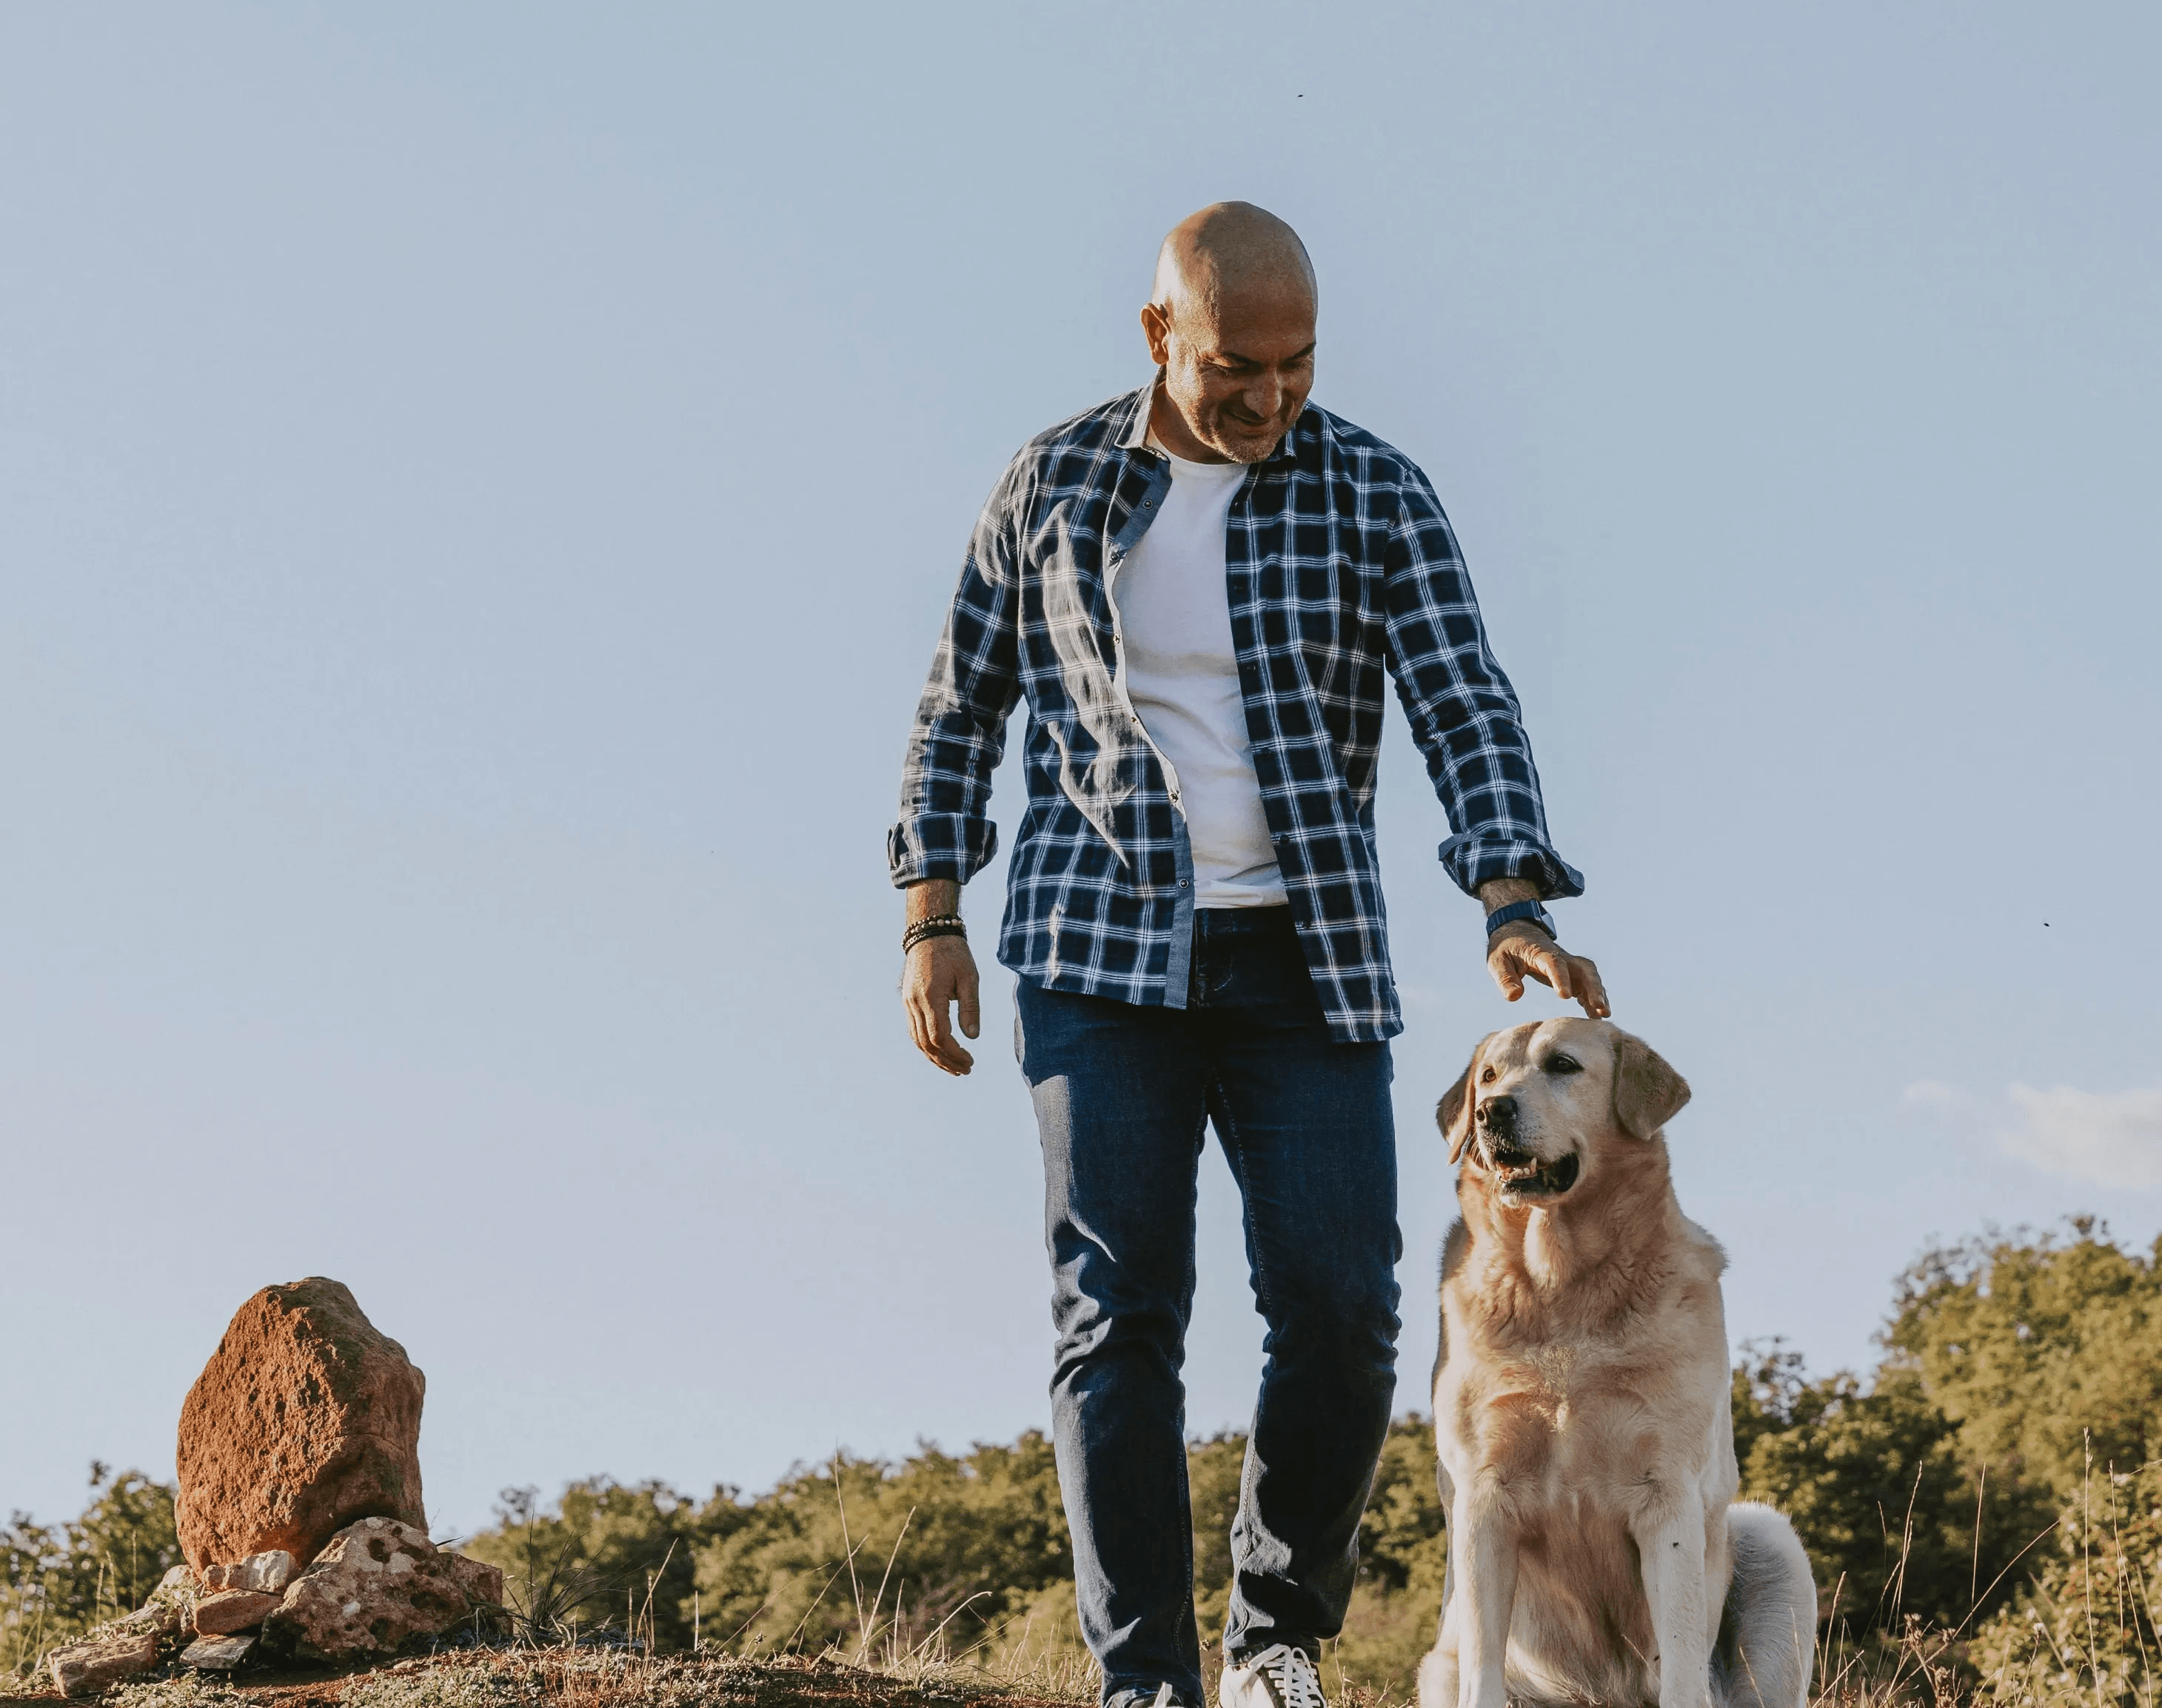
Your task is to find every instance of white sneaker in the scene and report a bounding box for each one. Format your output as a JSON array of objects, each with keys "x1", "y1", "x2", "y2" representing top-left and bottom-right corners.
[{"x1": 1221, "y1": 1643, "x2": 1327, "y2": 1708}]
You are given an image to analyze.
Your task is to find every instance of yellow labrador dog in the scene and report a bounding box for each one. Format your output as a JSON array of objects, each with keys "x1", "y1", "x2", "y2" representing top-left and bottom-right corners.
[{"x1": 1416, "y1": 1019, "x2": 1815, "y2": 1708}]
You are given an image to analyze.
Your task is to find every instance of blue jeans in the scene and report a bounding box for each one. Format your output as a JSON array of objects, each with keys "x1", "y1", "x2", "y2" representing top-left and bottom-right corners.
[{"x1": 1015, "y1": 908, "x2": 1402, "y2": 1708}]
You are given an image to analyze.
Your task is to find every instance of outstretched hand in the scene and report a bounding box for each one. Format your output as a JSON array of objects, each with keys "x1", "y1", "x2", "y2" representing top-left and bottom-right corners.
[
  {"x1": 903, "y1": 935, "x2": 982, "y2": 1075},
  {"x1": 1488, "y1": 924, "x2": 1610, "y2": 1019}
]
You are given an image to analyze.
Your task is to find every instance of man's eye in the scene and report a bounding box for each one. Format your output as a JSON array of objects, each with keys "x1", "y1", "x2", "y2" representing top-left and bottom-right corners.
[
  {"x1": 1480, "y1": 1066, "x2": 1497, "y2": 1084},
  {"x1": 1544, "y1": 1055, "x2": 1582, "y2": 1075}
]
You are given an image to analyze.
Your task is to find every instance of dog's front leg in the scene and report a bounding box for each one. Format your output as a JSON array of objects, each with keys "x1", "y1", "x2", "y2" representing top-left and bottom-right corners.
[
  {"x1": 1633, "y1": 1495, "x2": 1714, "y2": 1708},
  {"x1": 1449, "y1": 1482, "x2": 1518, "y2": 1708}
]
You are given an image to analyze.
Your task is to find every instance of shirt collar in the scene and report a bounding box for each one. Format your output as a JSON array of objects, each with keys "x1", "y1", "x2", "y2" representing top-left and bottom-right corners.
[
  {"x1": 1118, "y1": 377, "x2": 1158, "y2": 452},
  {"x1": 1120, "y1": 372, "x2": 1312, "y2": 465}
]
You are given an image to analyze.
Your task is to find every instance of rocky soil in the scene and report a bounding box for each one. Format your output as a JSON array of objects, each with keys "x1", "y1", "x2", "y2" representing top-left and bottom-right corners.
[{"x1": 1, "y1": 1651, "x2": 1089, "y2": 1708}]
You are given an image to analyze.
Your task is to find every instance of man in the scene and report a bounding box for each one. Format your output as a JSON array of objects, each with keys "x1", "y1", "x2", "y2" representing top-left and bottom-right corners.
[{"x1": 888, "y1": 203, "x2": 1607, "y2": 1708}]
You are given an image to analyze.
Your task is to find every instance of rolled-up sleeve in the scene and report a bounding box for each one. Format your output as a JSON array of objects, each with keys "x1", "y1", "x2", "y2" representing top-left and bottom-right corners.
[
  {"x1": 888, "y1": 486, "x2": 1023, "y2": 888},
  {"x1": 1379, "y1": 473, "x2": 1585, "y2": 902}
]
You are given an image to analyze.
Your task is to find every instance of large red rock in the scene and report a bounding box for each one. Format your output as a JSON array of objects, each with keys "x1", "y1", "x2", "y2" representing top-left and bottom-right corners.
[{"x1": 175, "y1": 1278, "x2": 426, "y2": 1574}]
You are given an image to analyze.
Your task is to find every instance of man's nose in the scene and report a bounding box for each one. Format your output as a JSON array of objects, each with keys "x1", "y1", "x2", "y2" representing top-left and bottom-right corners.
[
  {"x1": 1477, "y1": 1094, "x2": 1516, "y2": 1132},
  {"x1": 1245, "y1": 375, "x2": 1285, "y2": 421}
]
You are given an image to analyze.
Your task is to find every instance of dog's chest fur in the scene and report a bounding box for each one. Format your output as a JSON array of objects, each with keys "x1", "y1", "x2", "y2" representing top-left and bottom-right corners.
[{"x1": 1434, "y1": 1205, "x2": 1736, "y2": 1701}]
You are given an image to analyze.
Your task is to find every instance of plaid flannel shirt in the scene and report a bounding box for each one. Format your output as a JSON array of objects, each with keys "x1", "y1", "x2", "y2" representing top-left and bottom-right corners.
[{"x1": 888, "y1": 381, "x2": 1582, "y2": 1043}]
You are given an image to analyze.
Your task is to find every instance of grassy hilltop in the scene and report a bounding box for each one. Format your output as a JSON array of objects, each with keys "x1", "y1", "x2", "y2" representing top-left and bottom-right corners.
[{"x1": 7, "y1": 1222, "x2": 2161, "y2": 1706}]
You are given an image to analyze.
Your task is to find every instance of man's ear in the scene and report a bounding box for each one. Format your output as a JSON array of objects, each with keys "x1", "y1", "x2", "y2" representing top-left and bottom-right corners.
[
  {"x1": 1612, "y1": 1032, "x2": 1691, "y2": 1139},
  {"x1": 1140, "y1": 301, "x2": 1173, "y2": 366},
  {"x1": 1438, "y1": 1039, "x2": 1490, "y2": 1164}
]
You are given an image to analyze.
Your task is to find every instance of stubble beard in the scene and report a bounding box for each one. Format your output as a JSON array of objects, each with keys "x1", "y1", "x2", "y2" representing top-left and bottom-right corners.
[{"x1": 1208, "y1": 415, "x2": 1285, "y2": 463}]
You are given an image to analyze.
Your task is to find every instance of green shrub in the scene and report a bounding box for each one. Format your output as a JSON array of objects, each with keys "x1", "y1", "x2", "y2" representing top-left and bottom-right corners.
[
  {"x1": 690, "y1": 1432, "x2": 1071, "y2": 1660},
  {"x1": 1733, "y1": 1346, "x2": 2054, "y2": 1635},
  {"x1": 1969, "y1": 1459, "x2": 2162, "y2": 1706},
  {"x1": 1888, "y1": 1222, "x2": 2162, "y2": 1498},
  {"x1": 2, "y1": 1464, "x2": 181, "y2": 1678}
]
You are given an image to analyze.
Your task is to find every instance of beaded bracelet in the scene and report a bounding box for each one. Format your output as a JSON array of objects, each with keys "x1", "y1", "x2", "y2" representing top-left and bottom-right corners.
[{"x1": 903, "y1": 914, "x2": 967, "y2": 955}]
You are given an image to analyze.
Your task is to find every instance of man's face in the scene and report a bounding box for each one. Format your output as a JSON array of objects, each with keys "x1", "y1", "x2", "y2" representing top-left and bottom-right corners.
[{"x1": 1142, "y1": 286, "x2": 1316, "y2": 464}]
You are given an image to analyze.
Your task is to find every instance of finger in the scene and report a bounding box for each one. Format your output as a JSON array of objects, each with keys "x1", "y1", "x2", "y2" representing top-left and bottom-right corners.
[
  {"x1": 1534, "y1": 944, "x2": 1575, "y2": 1001},
  {"x1": 1488, "y1": 948, "x2": 1526, "y2": 1002},
  {"x1": 906, "y1": 981, "x2": 948, "y2": 1066},
  {"x1": 928, "y1": 1020, "x2": 974, "y2": 1074},
  {"x1": 928, "y1": 986, "x2": 957, "y2": 1056},
  {"x1": 959, "y1": 968, "x2": 981, "y2": 1041},
  {"x1": 903, "y1": 987, "x2": 930, "y2": 1054},
  {"x1": 924, "y1": 986, "x2": 978, "y2": 1075},
  {"x1": 1573, "y1": 956, "x2": 1611, "y2": 1019},
  {"x1": 1513, "y1": 943, "x2": 1555, "y2": 991}
]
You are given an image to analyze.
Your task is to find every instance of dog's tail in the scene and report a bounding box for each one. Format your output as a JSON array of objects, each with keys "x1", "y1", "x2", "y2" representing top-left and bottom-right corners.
[{"x1": 1713, "y1": 1502, "x2": 1816, "y2": 1708}]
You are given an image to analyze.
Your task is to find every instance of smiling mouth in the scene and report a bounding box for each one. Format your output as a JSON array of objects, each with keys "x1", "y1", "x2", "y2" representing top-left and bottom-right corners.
[{"x1": 1486, "y1": 1151, "x2": 1581, "y2": 1198}]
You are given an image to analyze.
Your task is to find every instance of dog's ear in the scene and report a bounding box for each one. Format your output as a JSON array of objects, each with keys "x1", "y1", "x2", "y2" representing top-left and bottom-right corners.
[
  {"x1": 1438, "y1": 1039, "x2": 1487, "y2": 1163},
  {"x1": 1612, "y1": 1032, "x2": 1691, "y2": 1139}
]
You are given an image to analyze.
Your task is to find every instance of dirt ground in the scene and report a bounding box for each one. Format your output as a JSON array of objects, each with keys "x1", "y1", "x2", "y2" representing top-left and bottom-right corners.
[{"x1": 1, "y1": 1651, "x2": 1088, "y2": 1708}]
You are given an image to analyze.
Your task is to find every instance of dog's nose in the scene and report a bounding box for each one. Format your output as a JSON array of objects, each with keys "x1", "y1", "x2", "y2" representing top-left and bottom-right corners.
[{"x1": 1477, "y1": 1095, "x2": 1516, "y2": 1131}]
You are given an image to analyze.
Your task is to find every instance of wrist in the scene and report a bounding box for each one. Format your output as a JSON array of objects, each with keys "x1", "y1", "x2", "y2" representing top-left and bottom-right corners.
[
  {"x1": 1485, "y1": 900, "x2": 1558, "y2": 943},
  {"x1": 905, "y1": 878, "x2": 963, "y2": 928},
  {"x1": 903, "y1": 914, "x2": 967, "y2": 955},
  {"x1": 1476, "y1": 877, "x2": 1540, "y2": 911}
]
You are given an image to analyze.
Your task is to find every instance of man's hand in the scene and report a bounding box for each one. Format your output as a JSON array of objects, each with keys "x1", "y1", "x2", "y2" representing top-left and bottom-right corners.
[
  {"x1": 1487, "y1": 925, "x2": 1610, "y2": 1019},
  {"x1": 1477, "y1": 878, "x2": 1610, "y2": 1019},
  {"x1": 901, "y1": 880, "x2": 980, "y2": 1075}
]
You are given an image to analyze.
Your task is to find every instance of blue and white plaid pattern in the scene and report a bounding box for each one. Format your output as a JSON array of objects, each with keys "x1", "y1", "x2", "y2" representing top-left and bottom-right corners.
[{"x1": 889, "y1": 381, "x2": 1582, "y2": 1043}]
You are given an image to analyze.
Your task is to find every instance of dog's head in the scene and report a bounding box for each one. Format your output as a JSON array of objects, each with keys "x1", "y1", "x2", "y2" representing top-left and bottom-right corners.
[{"x1": 1437, "y1": 1019, "x2": 1690, "y2": 1205}]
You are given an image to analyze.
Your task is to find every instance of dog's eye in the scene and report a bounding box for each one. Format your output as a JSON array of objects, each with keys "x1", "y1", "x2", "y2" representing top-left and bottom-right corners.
[
  {"x1": 1480, "y1": 1065, "x2": 1496, "y2": 1084},
  {"x1": 1544, "y1": 1054, "x2": 1582, "y2": 1076}
]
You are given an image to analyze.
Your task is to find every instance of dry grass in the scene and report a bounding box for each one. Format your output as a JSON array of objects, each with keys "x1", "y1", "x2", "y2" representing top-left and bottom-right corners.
[
  {"x1": 87, "y1": 1651, "x2": 1096, "y2": 1708},
  {"x1": 0, "y1": 1624, "x2": 2150, "y2": 1708}
]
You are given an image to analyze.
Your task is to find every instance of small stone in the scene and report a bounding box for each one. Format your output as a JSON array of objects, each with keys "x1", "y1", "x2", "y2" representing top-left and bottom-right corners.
[
  {"x1": 110, "y1": 1600, "x2": 182, "y2": 1637},
  {"x1": 181, "y1": 1633, "x2": 257, "y2": 1670},
  {"x1": 201, "y1": 1549, "x2": 298, "y2": 1594},
  {"x1": 158, "y1": 1563, "x2": 200, "y2": 1594},
  {"x1": 262, "y1": 1517, "x2": 472, "y2": 1660},
  {"x1": 49, "y1": 1631, "x2": 160, "y2": 1695},
  {"x1": 444, "y1": 1552, "x2": 504, "y2": 1607},
  {"x1": 195, "y1": 1588, "x2": 282, "y2": 1634}
]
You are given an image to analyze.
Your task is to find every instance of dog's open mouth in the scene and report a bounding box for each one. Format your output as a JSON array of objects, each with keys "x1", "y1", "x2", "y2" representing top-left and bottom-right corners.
[{"x1": 1487, "y1": 1150, "x2": 1581, "y2": 1198}]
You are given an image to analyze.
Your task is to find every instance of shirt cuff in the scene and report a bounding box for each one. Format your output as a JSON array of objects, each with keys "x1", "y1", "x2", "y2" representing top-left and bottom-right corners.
[
  {"x1": 1436, "y1": 829, "x2": 1586, "y2": 901},
  {"x1": 888, "y1": 814, "x2": 1001, "y2": 888}
]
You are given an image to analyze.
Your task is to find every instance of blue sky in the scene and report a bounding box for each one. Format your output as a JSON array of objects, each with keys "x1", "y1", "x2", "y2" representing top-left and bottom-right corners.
[{"x1": 4, "y1": 2, "x2": 2158, "y2": 1538}]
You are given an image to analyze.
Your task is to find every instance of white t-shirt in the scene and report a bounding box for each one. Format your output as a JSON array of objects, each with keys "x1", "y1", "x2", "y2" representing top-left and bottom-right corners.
[{"x1": 1109, "y1": 442, "x2": 1288, "y2": 908}]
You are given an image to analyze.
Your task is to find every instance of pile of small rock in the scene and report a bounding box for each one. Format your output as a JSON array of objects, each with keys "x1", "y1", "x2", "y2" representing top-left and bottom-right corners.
[
  {"x1": 48, "y1": 1521, "x2": 505, "y2": 1694},
  {"x1": 46, "y1": 1278, "x2": 506, "y2": 1697}
]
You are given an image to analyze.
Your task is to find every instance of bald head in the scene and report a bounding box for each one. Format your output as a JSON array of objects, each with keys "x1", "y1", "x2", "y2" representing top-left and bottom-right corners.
[
  {"x1": 1150, "y1": 201, "x2": 1317, "y2": 328},
  {"x1": 1140, "y1": 202, "x2": 1318, "y2": 464}
]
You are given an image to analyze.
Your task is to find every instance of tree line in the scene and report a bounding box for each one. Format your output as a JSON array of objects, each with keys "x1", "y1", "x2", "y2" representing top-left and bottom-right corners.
[{"x1": 7, "y1": 1222, "x2": 2159, "y2": 1700}]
